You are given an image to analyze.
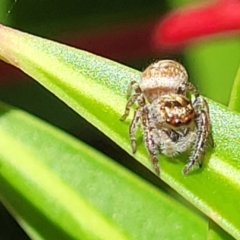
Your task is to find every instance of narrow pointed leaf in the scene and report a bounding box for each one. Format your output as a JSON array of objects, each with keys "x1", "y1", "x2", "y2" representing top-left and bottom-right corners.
[
  {"x1": 0, "y1": 102, "x2": 209, "y2": 240},
  {"x1": 0, "y1": 24, "x2": 240, "y2": 239}
]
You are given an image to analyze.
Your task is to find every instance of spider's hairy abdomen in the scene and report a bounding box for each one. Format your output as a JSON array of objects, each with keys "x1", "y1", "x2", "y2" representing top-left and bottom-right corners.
[{"x1": 140, "y1": 60, "x2": 188, "y2": 103}]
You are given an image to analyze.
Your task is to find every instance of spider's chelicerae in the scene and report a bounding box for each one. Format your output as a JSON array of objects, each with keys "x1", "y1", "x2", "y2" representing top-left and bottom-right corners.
[{"x1": 121, "y1": 60, "x2": 213, "y2": 176}]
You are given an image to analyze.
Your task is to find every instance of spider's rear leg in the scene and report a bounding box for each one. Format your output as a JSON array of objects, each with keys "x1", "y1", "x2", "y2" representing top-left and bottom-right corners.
[
  {"x1": 129, "y1": 109, "x2": 142, "y2": 153},
  {"x1": 120, "y1": 81, "x2": 142, "y2": 121},
  {"x1": 120, "y1": 93, "x2": 139, "y2": 121},
  {"x1": 127, "y1": 93, "x2": 146, "y2": 152}
]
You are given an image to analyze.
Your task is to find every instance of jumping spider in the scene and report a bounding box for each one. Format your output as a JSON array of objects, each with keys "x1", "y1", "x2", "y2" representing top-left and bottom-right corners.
[{"x1": 121, "y1": 60, "x2": 213, "y2": 176}]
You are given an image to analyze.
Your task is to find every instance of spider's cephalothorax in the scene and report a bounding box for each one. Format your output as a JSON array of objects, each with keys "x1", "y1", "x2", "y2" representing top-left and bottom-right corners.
[{"x1": 121, "y1": 60, "x2": 213, "y2": 176}]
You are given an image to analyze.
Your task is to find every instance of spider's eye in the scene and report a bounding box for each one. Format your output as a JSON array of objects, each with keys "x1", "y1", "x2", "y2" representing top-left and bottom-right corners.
[
  {"x1": 166, "y1": 117, "x2": 182, "y2": 126},
  {"x1": 161, "y1": 95, "x2": 195, "y2": 127}
]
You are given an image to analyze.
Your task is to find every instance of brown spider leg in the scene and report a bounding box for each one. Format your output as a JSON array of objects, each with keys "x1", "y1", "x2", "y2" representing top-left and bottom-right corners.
[
  {"x1": 141, "y1": 108, "x2": 160, "y2": 176},
  {"x1": 126, "y1": 81, "x2": 141, "y2": 99},
  {"x1": 187, "y1": 84, "x2": 215, "y2": 148},
  {"x1": 120, "y1": 81, "x2": 142, "y2": 121},
  {"x1": 199, "y1": 97, "x2": 215, "y2": 148},
  {"x1": 129, "y1": 109, "x2": 141, "y2": 153},
  {"x1": 128, "y1": 95, "x2": 147, "y2": 152},
  {"x1": 184, "y1": 82, "x2": 215, "y2": 147},
  {"x1": 184, "y1": 82, "x2": 200, "y2": 96},
  {"x1": 120, "y1": 93, "x2": 139, "y2": 121},
  {"x1": 183, "y1": 97, "x2": 211, "y2": 174}
]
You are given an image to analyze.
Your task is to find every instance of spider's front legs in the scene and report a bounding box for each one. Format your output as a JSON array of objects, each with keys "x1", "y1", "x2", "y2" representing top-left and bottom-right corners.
[
  {"x1": 141, "y1": 107, "x2": 160, "y2": 176},
  {"x1": 183, "y1": 96, "x2": 212, "y2": 174},
  {"x1": 128, "y1": 106, "x2": 160, "y2": 176},
  {"x1": 120, "y1": 81, "x2": 143, "y2": 121}
]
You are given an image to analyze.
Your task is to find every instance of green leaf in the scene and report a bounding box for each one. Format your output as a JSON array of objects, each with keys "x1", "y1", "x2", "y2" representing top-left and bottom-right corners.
[
  {"x1": 208, "y1": 220, "x2": 235, "y2": 240},
  {"x1": 0, "y1": 24, "x2": 240, "y2": 239},
  {"x1": 228, "y1": 64, "x2": 240, "y2": 111},
  {"x1": 0, "y1": 103, "x2": 209, "y2": 240}
]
